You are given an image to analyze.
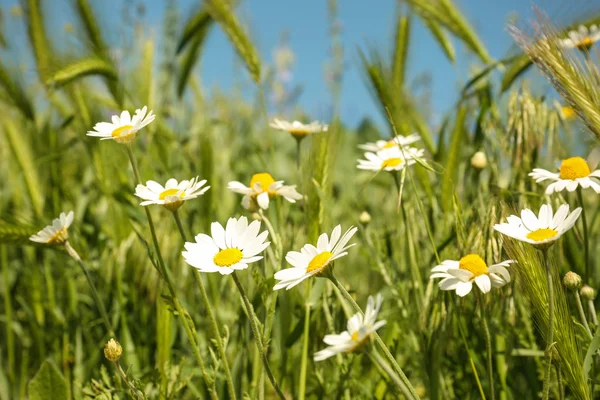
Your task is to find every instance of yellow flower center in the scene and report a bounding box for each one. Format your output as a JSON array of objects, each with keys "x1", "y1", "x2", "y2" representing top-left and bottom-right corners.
[
  {"x1": 110, "y1": 125, "x2": 136, "y2": 144},
  {"x1": 577, "y1": 37, "x2": 594, "y2": 49},
  {"x1": 250, "y1": 173, "x2": 276, "y2": 195},
  {"x1": 383, "y1": 141, "x2": 397, "y2": 149},
  {"x1": 559, "y1": 157, "x2": 590, "y2": 180},
  {"x1": 458, "y1": 254, "x2": 488, "y2": 277},
  {"x1": 526, "y1": 228, "x2": 558, "y2": 242},
  {"x1": 213, "y1": 248, "x2": 243, "y2": 267},
  {"x1": 561, "y1": 106, "x2": 575, "y2": 119},
  {"x1": 159, "y1": 188, "x2": 185, "y2": 200},
  {"x1": 381, "y1": 158, "x2": 403, "y2": 169},
  {"x1": 111, "y1": 125, "x2": 134, "y2": 138},
  {"x1": 351, "y1": 331, "x2": 359, "y2": 341},
  {"x1": 289, "y1": 128, "x2": 310, "y2": 138},
  {"x1": 306, "y1": 251, "x2": 333, "y2": 273},
  {"x1": 48, "y1": 227, "x2": 69, "y2": 245}
]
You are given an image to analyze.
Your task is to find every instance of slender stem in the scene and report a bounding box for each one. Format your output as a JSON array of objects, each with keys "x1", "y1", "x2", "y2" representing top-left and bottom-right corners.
[
  {"x1": 554, "y1": 364, "x2": 564, "y2": 400},
  {"x1": 298, "y1": 282, "x2": 312, "y2": 400},
  {"x1": 589, "y1": 300, "x2": 598, "y2": 326},
  {"x1": 172, "y1": 210, "x2": 237, "y2": 400},
  {"x1": 231, "y1": 272, "x2": 285, "y2": 399},
  {"x1": 1, "y1": 246, "x2": 14, "y2": 384},
  {"x1": 295, "y1": 137, "x2": 302, "y2": 170},
  {"x1": 125, "y1": 145, "x2": 217, "y2": 399},
  {"x1": 574, "y1": 291, "x2": 593, "y2": 339},
  {"x1": 114, "y1": 360, "x2": 145, "y2": 400},
  {"x1": 369, "y1": 350, "x2": 413, "y2": 398},
  {"x1": 577, "y1": 189, "x2": 591, "y2": 283},
  {"x1": 542, "y1": 249, "x2": 554, "y2": 400},
  {"x1": 478, "y1": 293, "x2": 495, "y2": 400},
  {"x1": 328, "y1": 274, "x2": 419, "y2": 399},
  {"x1": 64, "y1": 241, "x2": 114, "y2": 336}
]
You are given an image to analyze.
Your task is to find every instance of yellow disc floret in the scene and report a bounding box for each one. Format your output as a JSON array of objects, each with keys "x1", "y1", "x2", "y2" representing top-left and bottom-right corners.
[
  {"x1": 458, "y1": 254, "x2": 488, "y2": 277},
  {"x1": 159, "y1": 188, "x2": 185, "y2": 200},
  {"x1": 213, "y1": 248, "x2": 243, "y2": 267},
  {"x1": 559, "y1": 157, "x2": 591, "y2": 180},
  {"x1": 306, "y1": 251, "x2": 333, "y2": 273},
  {"x1": 381, "y1": 158, "x2": 403, "y2": 169},
  {"x1": 526, "y1": 228, "x2": 558, "y2": 242},
  {"x1": 111, "y1": 125, "x2": 135, "y2": 143},
  {"x1": 383, "y1": 141, "x2": 397, "y2": 149},
  {"x1": 250, "y1": 173, "x2": 276, "y2": 195}
]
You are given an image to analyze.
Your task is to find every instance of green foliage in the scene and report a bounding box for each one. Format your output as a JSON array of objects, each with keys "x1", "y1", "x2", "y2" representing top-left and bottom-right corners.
[
  {"x1": 46, "y1": 58, "x2": 117, "y2": 88},
  {"x1": 27, "y1": 360, "x2": 68, "y2": 400}
]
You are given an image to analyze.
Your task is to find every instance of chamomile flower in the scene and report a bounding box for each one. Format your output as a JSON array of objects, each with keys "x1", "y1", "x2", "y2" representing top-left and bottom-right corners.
[
  {"x1": 269, "y1": 118, "x2": 328, "y2": 140},
  {"x1": 559, "y1": 25, "x2": 600, "y2": 50},
  {"x1": 227, "y1": 172, "x2": 302, "y2": 210},
  {"x1": 529, "y1": 153, "x2": 600, "y2": 194},
  {"x1": 494, "y1": 204, "x2": 581, "y2": 248},
  {"x1": 273, "y1": 225, "x2": 358, "y2": 290},
  {"x1": 314, "y1": 294, "x2": 386, "y2": 361},
  {"x1": 430, "y1": 255, "x2": 513, "y2": 297},
  {"x1": 87, "y1": 106, "x2": 155, "y2": 144},
  {"x1": 357, "y1": 133, "x2": 421, "y2": 152},
  {"x1": 182, "y1": 216, "x2": 270, "y2": 275},
  {"x1": 30, "y1": 211, "x2": 74, "y2": 245},
  {"x1": 357, "y1": 147, "x2": 425, "y2": 172},
  {"x1": 135, "y1": 177, "x2": 210, "y2": 211}
]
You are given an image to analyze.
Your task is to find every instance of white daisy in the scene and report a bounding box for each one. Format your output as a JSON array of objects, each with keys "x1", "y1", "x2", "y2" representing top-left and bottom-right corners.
[
  {"x1": 357, "y1": 133, "x2": 421, "y2": 152},
  {"x1": 135, "y1": 177, "x2": 209, "y2": 211},
  {"x1": 314, "y1": 294, "x2": 386, "y2": 361},
  {"x1": 357, "y1": 147, "x2": 425, "y2": 172},
  {"x1": 430, "y1": 254, "x2": 513, "y2": 297},
  {"x1": 87, "y1": 106, "x2": 155, "y2": 144},
  {"x1": 30, "y1": 211, "x2": 74, "y2": 245},
  {"x1": 494, "y1": 204, "x2": 581, "y2": 248},
  {"x1": 227, "y1": 172, "x2": 302, "y2": 210},
  {"x1": 182, "y1": 216, "x2": 270, "y2": 275},
  {"x1": 559, "y1": 25, "x2": 600, "y2": 50},
  {"x1": 269, "y1": 118, "x2": 328, "y2": 140},
  {"x1": 273, "y1": 225, "x2": 358, "y2": 290},
  {"x1": 529, "y1": 154, "x2": 600, "y2": 194}
]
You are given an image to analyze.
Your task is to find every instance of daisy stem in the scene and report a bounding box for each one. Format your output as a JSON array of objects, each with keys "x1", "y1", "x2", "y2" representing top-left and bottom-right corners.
[
  {"x1": 298, "y1": 281, "x2": 312, "y2": 400},
  {"x1": 574, "y1": 291, "x2": 593, "y2": 339},
  {"x1": 172, "y1": 210, "x2": 237, "y2": 400},
  {"x1": 589, "y1": 300, "x2": 598, "y2": 326},
  {"x1": 328, "y1": 274, "x2": 420, "y2": 399},
  {"x1": 541, "y1": 248, "x2": 554, "y2": 400},
  {"x1": 231, "y1": 271, "x2": 286, "y2": 399},
  {"x1": 478, "y1": 292, "x2": 495, "y2": 400},
  {"x1": 113, "y1": 360, "x2": 145, "y2": 400},
  {"x1": 64, "y1": 241, "x2": 114, "y2": 337},
  {"x1": 295, "y1": 137, "x2": 302, "y2": 170},
  {"x1": 368, "y1": 350, "x2": 410, "y2": 396},
  {"x1": 125, "y1": 145, "x2": 217, "y2": 399},
  {"x1": 577, "y1": 188, "x2": 590, "y2": 283}
]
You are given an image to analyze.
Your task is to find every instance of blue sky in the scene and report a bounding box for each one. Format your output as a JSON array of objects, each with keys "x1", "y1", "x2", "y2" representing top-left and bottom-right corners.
[{"x1": 1, "y1": 0, "x2": 573, "y2": 127}]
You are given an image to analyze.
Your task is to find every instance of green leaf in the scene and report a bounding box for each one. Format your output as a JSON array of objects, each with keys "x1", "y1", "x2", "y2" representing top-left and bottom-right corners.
[
  {"x1": 500, "y1": 55, "x2": 532, "y2": 93},
  {"x1": 27, "y1": 360, "x2": 68, "y2": 400},
  {"x1": 421, "y1": 16, "x2": 455, "y2": 63},
  {"x1": 177, "y1": 20, "x2": 211, "y2": 98},
  {"x1": 176, "y1": 8, "x2": 213, "y2": 53},
  {"x1": 584, "y1": 322, "x2": 600, "y2": 377},
  {"x1": 441, "y1": 106, "x2": 467, "y2": 211},
  {"x1": 46, "y1": 58, "x2": 117, "y2": 88}
]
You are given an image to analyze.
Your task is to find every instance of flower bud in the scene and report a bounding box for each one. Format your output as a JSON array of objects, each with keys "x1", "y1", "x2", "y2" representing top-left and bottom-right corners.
[
  {"x1": 563, "y1": 271, "x2": 582, "y2": 291},
  {"x1": 359, "y1": 211, "x2": 371, "y2": 225},
  {"x1": 581, "y1": 285, "x2": 597, "y2": 301},
  {"x1": 104, "y1": 338, "x2": 122, "y2": 362},
  {"x1": 471, "y1": 151, "x2": 487, "y2": 169}
]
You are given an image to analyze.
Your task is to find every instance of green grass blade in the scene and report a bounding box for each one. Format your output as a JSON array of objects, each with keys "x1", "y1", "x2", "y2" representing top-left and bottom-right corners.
[
  {"x1": 177, "y1": 20, "x2": 211, "y2": 98},
  {"x1": 176, "y1": 8, "x2": 213, "y2": 53},
  {"x1": 420, "y1": 15, "x2": 456, "y2": 63},
  {"x1": 392, "y1": 14, "x2": 411, "y2": 89},
  {"x1": 23, "y1": 0, "x2": 53, "y2": 82},
  {"x1": 46, "y1": 58, "x2": 117, "y2": 88},
  {"x1": 441, "y1": 105, "x2": 466, "y2": 211}
]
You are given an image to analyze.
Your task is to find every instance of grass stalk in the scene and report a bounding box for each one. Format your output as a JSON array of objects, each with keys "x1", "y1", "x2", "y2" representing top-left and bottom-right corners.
[
  {"x1": 577, "y1": 189, "x2": 590, "y2": 283},
  {"x1": 541, "y1": 248, "x2": 554, "y2": 400}
]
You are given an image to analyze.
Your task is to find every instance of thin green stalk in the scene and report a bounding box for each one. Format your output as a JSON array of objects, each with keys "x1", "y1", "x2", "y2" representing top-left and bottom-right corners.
[
  {"x1": 298, "y1": 281, "x2": 312, "y2": 400},
  {"x1": 1, "y1": 246, "x2": 14, "y2": 385},
  {"x1": 555, "y1": 364, "x2": 564, "y2": 400},
  {"x1": 574, "y1": 291, "x2": 593, "y2": 339},
  {"x1": 577, "y1": 189, "x2": 590, "y2": 283},
  {"x1": 172, "y1": 210, "x2": 237, "y2": 400},
  {"x1": 64, "y1": 241, "x2": 114, "y2": 336},
  {"x1": 328, "y1": 274, "x2": 420, "y2": 399},
  {"x1": 541, "y1": 248, "x2": 554, "y2": 400},
  {"x1": 231, "y1": 272, "x2": 285, "y2": 399},
  {"x1": 456, "y1": 307, "x2": 486, "y2": 400},
  {"x1": 295, "y1": 137, "x2": 302, "y2": 170},
  {"x1": 368, "y1": 349, "x2": 413, "y2": 398},
  {"x1": 478, "y1": 292, "x2": 495, "y2": 400},
  {"x1": 114, "y1": 360, "x2": 145, "y2": 400},
  {"x1": 125, "y1": 145, "x2": 217, "y2": 399},
  {"x1": 588, "y1": 300, "x2": 598, "y2": 326}
]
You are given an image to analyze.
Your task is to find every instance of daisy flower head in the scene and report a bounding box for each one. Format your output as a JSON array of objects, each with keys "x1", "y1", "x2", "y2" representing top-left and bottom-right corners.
[
  {"x1": 559, "y1": 24, "x2": 600, "y2": 50},
  {"x1": 357, "y1": 133, "x2": 421, "y2": 152},
  {"x1": 529, "y1": 152, "x2": 600, "y2": 194},
  {"x1": 135, "y1": 177, "x2": 209, "y2": 211},
  {"x1": 314, "y1": 293, "x2": 386, "y2": 361},
  {"x1": 430, "y1": 255, "x2": 513, "y2": 297},
  {"x1": 273, "y1": 225, "x2": 358, "y2": 290},
  {"x1": 269, "y1": 118, "x2": 328, "y2": 140},
  {"x1": 228, "y1": 172, "x2": 302, "y2": 211},
  {"x1": 87, "y1": 106, "x2": 155, "y2": 144},
  {"x1": 182, "y1": 216, "x2": 270, "y2": 275},
  {"x1": 357, "y1": 146, "x2": 425, "y2": 172},
  {"x1": 30, "y1": 211, "x2": 74, "y2": 245},
  {"x1": 494, "y1": 204, "x2": 581, "y2": 248}
]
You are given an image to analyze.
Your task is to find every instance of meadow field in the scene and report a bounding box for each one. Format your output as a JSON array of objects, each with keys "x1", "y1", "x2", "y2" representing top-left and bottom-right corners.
[{"x1": 3, "y1": 0, "x2": 600, "y2": 399}]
